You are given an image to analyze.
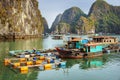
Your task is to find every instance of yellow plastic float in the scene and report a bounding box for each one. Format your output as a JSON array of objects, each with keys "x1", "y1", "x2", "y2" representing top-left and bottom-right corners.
[
  {"x1": 19, "y1": 58, "x2": 26, "y2": 62},
  {"x1": 40, "y1": 56, "x2": 45, "y2": 60},
  {"x1": 44, "y1": 64, "x2": 52, "y2": 70},
  {"x1": 13, "y1": 62, "x2": 20, "y2": 68},
  {"x1": 4, "y1": 59, "x2": 11, "y2": 66},
  {"x1": 20, "y1": 66, "x2": 28, "y2": 71},
  {"x1": 20, "y1": 66, "x2": 28, "y2": 73},
  {"x1": 26, "y1": 61, "x2": 33, "y2": 66},
  {"x1": 35, "y1": 60, "x2": 42, "y2": 64},
  {"x1": 20, "y1": 70, "x2": 28, "y2": 74}
]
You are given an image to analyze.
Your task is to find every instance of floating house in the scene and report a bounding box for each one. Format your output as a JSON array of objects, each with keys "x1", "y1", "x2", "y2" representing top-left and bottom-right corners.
[
  {"x1": 90, "y1": 36, "x2": 118, "y2": 44},
  {"x1": 67, "y1": 39, "x2": 104, "y2": 53},
  {"x1": 56, "y1": 37, "x2": 104, "y2": 59},
  {"x1": 66, "y1": 36, "x2": 118, "y2": 52}
]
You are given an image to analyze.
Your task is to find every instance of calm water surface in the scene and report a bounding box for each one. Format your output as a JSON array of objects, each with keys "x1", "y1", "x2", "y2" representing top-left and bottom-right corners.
[{"x1": 0, "y1": 35, "x2": 120, "y2": 80}]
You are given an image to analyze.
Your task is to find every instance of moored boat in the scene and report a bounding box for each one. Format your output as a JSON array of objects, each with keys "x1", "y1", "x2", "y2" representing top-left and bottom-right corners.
[
  {"x1": 56, "y1": 36, "x2": 118, "y2": 59},
  {"x1": 56, "y1": 47, "x2": 103, "y2": 59},
  {"x1": 52, "y1": 35, "x2": 63, "y2": 39},
  {"x1": 56, "y1": 35, "x2": 120, "y2": 59}
]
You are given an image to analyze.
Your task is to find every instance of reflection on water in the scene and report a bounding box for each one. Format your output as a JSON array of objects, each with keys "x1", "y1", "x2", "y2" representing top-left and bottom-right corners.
[
  {"x1": 0, "y1": 35, "x2": 120, "y2": 80},
  {"x1": 0, "y1": 38, "x2": 43, "y2": 52},
  {"x1": 65, "y1": 55, "x2": 108, "y2": 70},
  {"x1": 0, "y1": 38, "x2": 44, "y2": 80},
  {"x1": 80, "y1": 58, "x2": 105, "y2": 69},
  {"x1": 37, "y1": 54, "x2": 120, "y2": 80}
]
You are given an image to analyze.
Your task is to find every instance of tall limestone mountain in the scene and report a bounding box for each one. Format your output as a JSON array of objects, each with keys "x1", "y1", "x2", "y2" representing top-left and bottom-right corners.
[
  {"x1": 88, "y1": 0, "x2": 120, "y2": 34},
  {"x1": 51, "y1": 0, "x2": 120, "y2": 34},
  {"x1": 0, "y1": 0, "x2": 43, "y2": 39},
  {"x1": 51, "y1": 7, "x2": 86, "y2": 34},
  {"x1": 61, "y1": 7, "x2": 85, "y2": 24},
  {"x1": 50, "y1": 14, "x2": 62, "y2": 33},
  {"x1": 42, "y1": 17, "x2": 49, "y2": 34}
]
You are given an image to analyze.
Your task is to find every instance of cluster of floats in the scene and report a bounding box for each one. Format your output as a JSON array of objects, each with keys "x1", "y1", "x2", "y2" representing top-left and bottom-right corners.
[
  {"x1": 56, "y1": 36, "x2": 120, "y2": 59},
  {"x1": 4, "y1": 49, "x2": 66, "y2": 74},
  {"x1": 4, "y1": 35, "x2": 120, "y2": 73}
]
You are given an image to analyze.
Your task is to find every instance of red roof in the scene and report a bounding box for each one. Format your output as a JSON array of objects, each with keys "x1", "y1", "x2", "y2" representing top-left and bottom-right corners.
[
  {"x1": 85, "y1": 43, "x2": 100, "y2": 46},
  {"x1": 71, "y1": 38, "x2": 82, "y2": 42}
]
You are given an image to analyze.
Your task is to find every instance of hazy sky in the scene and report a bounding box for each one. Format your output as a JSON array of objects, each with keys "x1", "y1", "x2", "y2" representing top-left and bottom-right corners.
[{"x1": 38, "y1": 0, "x2": 120, "y2": 28}]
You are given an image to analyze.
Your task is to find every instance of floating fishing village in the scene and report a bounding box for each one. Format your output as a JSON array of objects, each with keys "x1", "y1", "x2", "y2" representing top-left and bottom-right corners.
[{"x1": 3, "y1": 35, "x2": 120, "y2": 74}]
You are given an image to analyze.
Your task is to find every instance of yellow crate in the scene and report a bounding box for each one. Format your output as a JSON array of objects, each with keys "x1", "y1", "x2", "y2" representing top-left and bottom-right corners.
[
  {"x1": 40, "y1": 56, "x2": 45, "y2": 60},
  {"x1": 19, "y1": 58, "x2": 26, "y2": 62},
  {"x1": 20, "y1": 70, "x2": 28, "y2": 74},
  {"x1": 13, "y1": 62, "x2": 20, "y2": 68},
  {"x1": 26, "y1": 61, "x2": 33, "y2": 66},
  {"x1": 20, "y1": 66, "x2": 28, "y2": 71},
  {"x1": 35, "y1": 60, "x2": 42, "y2": 64},
  {"x1": 45, "y1": 67, "x2": 52, "y2": 70},
  {"x1": 44, "y1": 64, "x2": 52, "y2": 70},
  {"x1": 4, "y1": 59, "x2": 11, "y2": 66}
]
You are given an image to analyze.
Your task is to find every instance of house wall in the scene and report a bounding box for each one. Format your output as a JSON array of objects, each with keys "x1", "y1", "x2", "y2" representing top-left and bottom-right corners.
[
  {"x1": 102, "y1": 39, "x2": 115, "y2": 43},
  {"x1": 87, "y1": 45, "x2": 103, "y2": 53},
  {"x1": 76, "y1": 42, "x2": 84, "y2": 49}
]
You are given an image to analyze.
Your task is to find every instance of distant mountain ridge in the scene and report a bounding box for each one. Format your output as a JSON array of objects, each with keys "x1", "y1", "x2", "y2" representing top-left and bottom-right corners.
[
  {"x1": 51, "y1": 0, "x2": 120, "y2": 34},
  {"x1": 50, "y1": 7, "x2": 86, "y2": 34}
]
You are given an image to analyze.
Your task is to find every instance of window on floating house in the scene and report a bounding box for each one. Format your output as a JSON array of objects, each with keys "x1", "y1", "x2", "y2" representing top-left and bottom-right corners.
[
  {"x1": 104, "y1": 40, "x2": 106, "y2": 42},
  {"x1": 110, "y1": 40, "x2": 111, "y2": 42},
  {"x1": 107, "y1": 40, "x2": 109, "y2": 42}
]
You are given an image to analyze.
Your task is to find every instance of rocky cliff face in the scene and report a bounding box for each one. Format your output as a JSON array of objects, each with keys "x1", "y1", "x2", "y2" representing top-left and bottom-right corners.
[
  {"x1": 0, "y1": 0, "x2": 43, "y2": 39},
  {"x1": 42, "y1": 17, "x2": 49, "y2": 34},
  {"x1": 51, "y1": 0, "x2": 120, "y2": 34},
  {"x1": 55, "y1": 22, "x2": 70, "y2": 34},
  {"x1": 88, "y1": 0, "x2": 120, "y2": 34},
  {"x1": 90, "y1": 0, "x2": 120, "y2": 33}
]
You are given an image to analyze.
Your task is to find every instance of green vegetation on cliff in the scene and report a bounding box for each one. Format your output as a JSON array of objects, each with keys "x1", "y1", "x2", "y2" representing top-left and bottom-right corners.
[
  {"x1": 55, "y1": 22, "x2": 70, "y2": 34},
  {"x1": 0, "y1": 0, "x2": 43, "y2": 39},
  {"x1": 89, "y1": 0, "x2": 120, "y2": 34}
]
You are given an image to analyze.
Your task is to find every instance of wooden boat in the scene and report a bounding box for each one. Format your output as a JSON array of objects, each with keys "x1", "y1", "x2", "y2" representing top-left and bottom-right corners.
[
  {"x1": 55, "y1": 35, "x2": 119, "y2": 59},
  {"x1": 52, "y1": 35, "x2": 63, "y2": 39},
  {"x1": 56, "y1": 47, "x2": 103, "y2": 59}
]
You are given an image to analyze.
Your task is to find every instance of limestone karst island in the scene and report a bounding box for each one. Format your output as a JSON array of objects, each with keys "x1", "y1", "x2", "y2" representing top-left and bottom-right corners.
[{"x1": 0, "y1": 0, "x2": 120, "y2": 80}]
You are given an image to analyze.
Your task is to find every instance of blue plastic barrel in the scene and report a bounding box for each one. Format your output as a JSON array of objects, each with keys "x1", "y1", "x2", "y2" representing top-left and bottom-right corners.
[
  {"x1": 81, "y1": 39, "x2": 89, "y2": 44},
  {"x1": 60, "y1": 61, "x2": 66, "y2": 66}
]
